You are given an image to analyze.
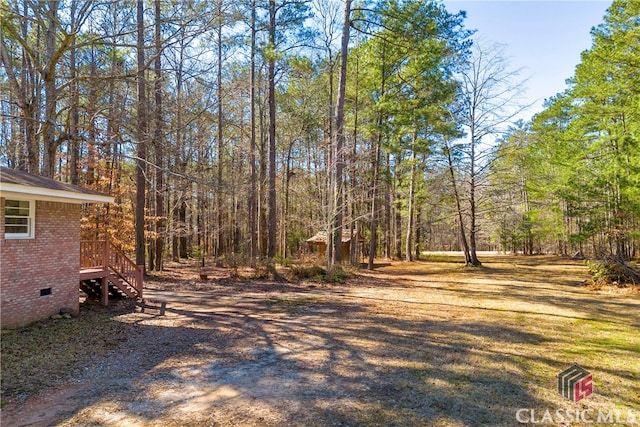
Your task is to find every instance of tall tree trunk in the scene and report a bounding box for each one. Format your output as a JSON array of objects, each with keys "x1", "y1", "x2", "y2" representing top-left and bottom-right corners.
[
  {"x1": 148, "y1": 185, "x2": 156, "y2": 271},
  {"x1": 444, "y1": 139, "x2": 472, "y2": 265},
  {"x1": 106, "y1": 2, "x2": 120, "y2": 191},
  {"x1": 367, "y1": 135, "x2": 381, "y2": 270},
  {"x1": 326, "y1": 139, "x2": 333, "y2": 271},
  {"x1": 86, "y1": 52, "x2": 97, "y2": 185},
  {"x1": 153, "y1": 0, "x2": 165, "y2": 271},
  {"x1": 68, "y1": 1, "x2": 79, "y2": 185},
  {"x1": 267, "y1": 0, "x2": 277, "y2": 260},
  {"x1": 258, "y1": 103, "x2": 268, "y2": 257},
  {"x1": 21, "y1": 0, "x2": 38, "y2": 173},
  {"x1": 135, "y1": 0, "x2": 148, "y2": 271},
  {"x1": 42, "y1": 1, "x2": 59, "y2": 178},
  {"x1": 179, "y1": 202, "x2": 188, "y2": 259},
  {"x1": 415, "y1": 205, "x2": 422, "y2": 260},
  {"x1": 394, "y1": 187, "x2": 402, "y2": 259},
  {"x1": 392, "y1": 158, "x2": 402, "y2": 260},
  {"x1": 325, "y1": 48, "x2": 335, "y2": 270},
  {"x1": 172, "y1": 32, "x2": 186, "y2": 263},
  {"x1": 282, "y1": 146, "x2": 293, "y2": 258},
  {"x1": 370, "y1": 44, "x2": 387, "y2": 269},
  {"x1": 521, "y1": 176, "x2": 532, "y2": 255},
  {"x1": 248, "y1": 0, "x2": 258, "y2": 261},
  {"x1": 349, "y1": 50, "x2": 360, "y2": 267},
  {"x1": 468, "y1": 134, "x2": 481, "y2": 265},
  {"x1": 405, "y1": 133, "x2": 416, "y2": 261},
  {"x1": 215, "y1": 4, "x2": 224, "y2": 259},
  {"x1": 331, "y1": 0, "x2": 351, "y2": 267},
  {"x1": 384, "y1": 156, "x2": 391, "y2": 259}
]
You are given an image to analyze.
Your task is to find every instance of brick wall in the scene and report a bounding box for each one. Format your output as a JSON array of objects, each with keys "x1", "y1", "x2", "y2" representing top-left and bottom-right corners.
[
  {"x1": 1, "y1": 198, "x2": 81, "y2": 329},
  {"x1": 0, "y1": 197, "x2": 4, "y2": 241}
]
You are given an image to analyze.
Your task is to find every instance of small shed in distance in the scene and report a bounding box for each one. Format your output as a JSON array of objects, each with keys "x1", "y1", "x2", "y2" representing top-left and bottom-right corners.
[{"x1": 306, "y1": 230, "x2": 364, "y2": 261}]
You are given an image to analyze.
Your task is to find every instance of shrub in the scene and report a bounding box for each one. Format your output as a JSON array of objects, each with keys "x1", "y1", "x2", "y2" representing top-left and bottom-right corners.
[
  {"x1": 327, "y1": 267, "x2": 350, "y2": 283},
  {"x1": 289, "y1": 264, "x2": 326, "y2": 281},
  {"x1": 587, "y1": 257, "x2": 640, "y2": 286}
]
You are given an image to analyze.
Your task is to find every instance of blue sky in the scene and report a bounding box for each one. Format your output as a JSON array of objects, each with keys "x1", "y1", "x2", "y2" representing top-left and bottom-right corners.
[{"x1": 442, "y1": 0, "x2": 610, "y2": 121}]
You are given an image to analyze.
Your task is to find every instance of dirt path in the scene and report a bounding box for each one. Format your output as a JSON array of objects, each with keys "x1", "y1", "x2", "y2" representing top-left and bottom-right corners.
[{"x1": 2, "y1": 256, "x2": 639, "y2": 426}]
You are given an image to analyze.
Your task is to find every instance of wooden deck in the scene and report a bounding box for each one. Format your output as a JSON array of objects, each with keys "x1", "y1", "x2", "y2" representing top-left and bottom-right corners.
[
  {"x1": 79, "y1": 267, "x2": 106, "y2": 280},
  {"x1": 80, "y1": 240, "x2": 143, "y2": 305}
]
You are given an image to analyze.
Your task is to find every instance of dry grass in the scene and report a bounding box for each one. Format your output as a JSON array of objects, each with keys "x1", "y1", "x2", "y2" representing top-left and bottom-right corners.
[
  {"x1": 2, "y1": 254, "x2": 639, "y2": 426},
  {"x1": 1, "y1": 302, "x2": 131, "y2": 399},
  {"x1": 353, "y1": 255, "x2": 640, "y2": 424}
]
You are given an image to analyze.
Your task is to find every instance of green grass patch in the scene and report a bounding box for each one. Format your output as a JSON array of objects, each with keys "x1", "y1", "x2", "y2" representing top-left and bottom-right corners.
[
  {"x1": 264, "y1": 296, "x2": 324, "y2": 312},
  {"x1": 560, "y1": 326, "x2": 640, "y2": 356}
]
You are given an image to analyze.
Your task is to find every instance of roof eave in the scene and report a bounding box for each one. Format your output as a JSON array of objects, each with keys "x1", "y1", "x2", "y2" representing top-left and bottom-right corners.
[{"x1": 0, "y1": 183, "x2": 114, "y2": 204}]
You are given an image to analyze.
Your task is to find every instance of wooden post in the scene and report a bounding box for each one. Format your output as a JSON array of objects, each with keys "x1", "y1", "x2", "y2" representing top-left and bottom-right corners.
[
  {"x1": 137, "y1": 265, "x2": 144, "y2": 299},
  {"x1": 102, "y1": 240, "x2": 109, "y2": 272},
  {"x1": 101, "y1": 276, "x2": 109, "y2": 306}
]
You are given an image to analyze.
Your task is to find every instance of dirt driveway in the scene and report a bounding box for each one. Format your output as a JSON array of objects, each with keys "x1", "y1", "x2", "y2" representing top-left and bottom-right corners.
[{"x1": 2, "y1": 256, "x2": 639, "y2": 426}]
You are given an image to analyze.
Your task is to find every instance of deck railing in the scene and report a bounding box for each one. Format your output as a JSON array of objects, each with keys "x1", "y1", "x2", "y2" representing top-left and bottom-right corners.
[
  {"x1": 80, "y1": 240, "x2": 143, "y2": 297},
  {"x1": 80, "y1": 240, "x2": 107, "y2": 270}
]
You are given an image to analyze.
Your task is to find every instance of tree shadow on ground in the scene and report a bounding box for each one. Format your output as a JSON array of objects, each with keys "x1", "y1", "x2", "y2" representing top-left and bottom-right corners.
[
  {"x1": 355, "y1": 258, "x2": 639, "y2": 325},
  {"x1": 3, "y1": 256, "x2": 638, "y2": 426},
  {"x1": 46, "y1": 297, "x2": 554, "y2": 426}
]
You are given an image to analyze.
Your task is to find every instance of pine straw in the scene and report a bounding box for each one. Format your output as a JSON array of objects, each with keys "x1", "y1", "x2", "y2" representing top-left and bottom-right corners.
[{"x1": 1, "y1": 301, "x2": 132, "y2": 400}]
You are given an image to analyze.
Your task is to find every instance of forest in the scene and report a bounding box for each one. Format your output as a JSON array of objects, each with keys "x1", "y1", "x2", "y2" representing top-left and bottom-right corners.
[{"x1": 1, "y1": 0, "x2": 639, "y2": 272}]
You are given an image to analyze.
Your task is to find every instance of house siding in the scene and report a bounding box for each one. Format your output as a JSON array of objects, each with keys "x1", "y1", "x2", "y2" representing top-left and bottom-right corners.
[{"x1": 1, "y1": 198, "x2": 81, "y2": 329}]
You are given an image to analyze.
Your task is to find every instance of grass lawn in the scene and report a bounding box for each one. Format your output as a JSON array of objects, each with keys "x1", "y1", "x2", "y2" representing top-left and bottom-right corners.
[
  {"x1": 352, "y1": 255, "x2": 639, "y2": 425},
  {"x1": 1, "y1": 254, "x2": 638, "y2": 426}
]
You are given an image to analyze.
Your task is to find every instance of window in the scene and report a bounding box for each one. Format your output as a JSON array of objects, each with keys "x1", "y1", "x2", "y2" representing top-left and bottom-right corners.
[{"x1": 4, "y1": 199, "x2": 34, "y2": 239}]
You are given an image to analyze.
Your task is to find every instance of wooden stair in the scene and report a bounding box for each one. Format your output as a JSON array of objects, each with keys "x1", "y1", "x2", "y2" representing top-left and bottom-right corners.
[
  {"x1": 81, "y1": 274, "x2": 137, "y2": 299},
  {"x1": 80, "y1": 240, "x2": 143, "y2": 306}
]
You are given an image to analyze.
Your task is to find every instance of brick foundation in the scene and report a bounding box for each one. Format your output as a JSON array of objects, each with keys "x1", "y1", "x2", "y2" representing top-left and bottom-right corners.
[{"x1": 1, "y1": 198, "x2": 81, "y2": 329}]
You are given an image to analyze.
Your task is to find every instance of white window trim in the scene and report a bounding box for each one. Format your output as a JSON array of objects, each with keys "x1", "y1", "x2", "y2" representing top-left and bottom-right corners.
[{"x1": 4, "y1": 198, "x2": 35, "y2": 239}]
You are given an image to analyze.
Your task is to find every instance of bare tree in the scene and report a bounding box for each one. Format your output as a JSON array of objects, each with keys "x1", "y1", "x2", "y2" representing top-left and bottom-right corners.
[
  {"x1": 444, "y1": 136, "x2": 472, "y2": 265},
  {"x1": 0, "y1": 4, "x2": 38, "y2": 173},
  {"x1": 454, "y1": 39, "x2": 528, "y2": 266},
  {"x1": 0, "y1": 0, "x2": 94, "y2": 176},
  {"x1": 312, "y1": 0, "x2": 340, "y2": 270}
]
